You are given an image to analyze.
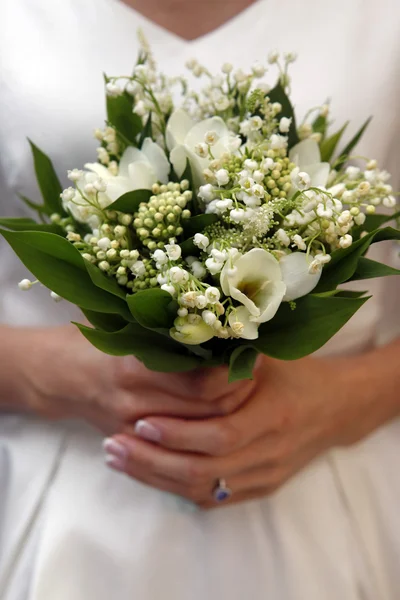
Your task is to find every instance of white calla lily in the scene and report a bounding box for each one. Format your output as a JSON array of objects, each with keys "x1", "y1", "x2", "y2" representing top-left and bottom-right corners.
[
  {"x1": 221, "y1": 248, "x2": 286, "y2": 340},
  {"x1": 289, "y1": 139, "x2": 330, "y2": 188},
  {"x1": 279, "y1": 252, "x2": 322, "y2": 301},
  {"x1": 166, "y1": 109, "x2": 236, "y2": 185}
]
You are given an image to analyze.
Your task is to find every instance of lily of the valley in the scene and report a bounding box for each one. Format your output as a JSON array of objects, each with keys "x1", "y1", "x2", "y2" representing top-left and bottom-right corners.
[
  {"x1": 166, "y1": 109, "x2": 236, "y2": 185},
  {"x1": 289, "y1": 139, "x2": 330, "y2": 190}
]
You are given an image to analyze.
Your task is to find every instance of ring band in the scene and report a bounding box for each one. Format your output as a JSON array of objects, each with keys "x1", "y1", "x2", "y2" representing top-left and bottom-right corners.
[{"x1": 213, "y1": 478, "x2": 232, "y2": 502}]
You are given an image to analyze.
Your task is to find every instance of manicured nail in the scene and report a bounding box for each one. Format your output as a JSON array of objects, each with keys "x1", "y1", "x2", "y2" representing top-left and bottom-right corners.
[
  {"x1": 103, "y1": 438, "x2": 128, "y2": 471},
  {"x1": 134, "y1": 420, "x2": 162, "y2": 443}
]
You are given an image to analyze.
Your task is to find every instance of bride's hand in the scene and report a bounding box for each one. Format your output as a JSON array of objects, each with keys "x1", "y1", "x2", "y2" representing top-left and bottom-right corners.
[
  {"x1": 104, "y1": 348, "x2": 400, "y2": 507},
  {"x1": 5, "y1": 325, "x2": 251, "y2": 435}
]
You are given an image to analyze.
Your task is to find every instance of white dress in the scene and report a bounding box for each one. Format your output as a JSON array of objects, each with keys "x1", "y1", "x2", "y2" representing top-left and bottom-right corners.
[{"x1": 1, "y1": 1, "x2": 400, "y2": 598}]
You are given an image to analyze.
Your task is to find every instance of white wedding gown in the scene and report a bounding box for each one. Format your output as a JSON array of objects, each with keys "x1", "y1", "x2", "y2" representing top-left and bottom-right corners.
[{"x1": 1, "y1": 1, "x2": 400, "y2": 598}]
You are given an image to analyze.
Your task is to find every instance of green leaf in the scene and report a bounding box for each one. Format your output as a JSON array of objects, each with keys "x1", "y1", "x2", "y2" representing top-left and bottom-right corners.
[
  {"x1": 106, "y1": 189, "x2": 151, "y2": 213},
  {"x1": 353, "y1": 210, "x2": 400, "y2": 237},
  {"x1": 267, "y1": 82, "x2": 299, "y2": 148},
  {"x1": 81, "y1": 309, "x2": 129, "y2": 332},
  {"x1": 75, "y1": 322, "x2": 200, "y2": 372},
  {"x1": 181, "y1": 159, "x2": 200, "y2": 214},
  {"x1": 254, "y1": 294, "x2": 370, "y2": 360},
  {"x1": 183, "y1": 214, "x2": 219, "y2": 237},
  {"x1": 314, "y1": 226, "x2": 400, "y2": 293},
  {"x1": 228, "y1": 346, "x2": 258, "y2": 383},
  {"x1": 84, "y1": 260, "x2": 127, "y2": 300},
  {"x1": 334, "y1": 117, "x2": 372, "y2": 169},
  {"x1": 18, "y1": 194, "x2": 45, "y2": 214},
  {"x1": 0, "y1": 217, "x2": 63, "y2": 234},
  {"x1": 348, "y1": 257, "x2": 400, "y2": 282},
  {"x1": 127, "y1": 288, "x2": 175, "y2": 330},
  {"x1": 180, "y1": 236, "x2": 199, "y2": 256},
  {"x1": 106, "y1": 92, "x2": 143, "y2": 146},
  {"x1": 0, "y1": 229, "x2": 130, "y2": 318},
  {"x1": 320, "y1": 122, "x2": 349, "y2": 162},
  {"x1": 28, "y1": 140, "x2": 65, "y2": 216},
  {"x1": 312, "y1": 115, "x2": 327, "y2": 136},
  {"x1": 139, "y1": 112, "x2": 152, "y2": 148}
]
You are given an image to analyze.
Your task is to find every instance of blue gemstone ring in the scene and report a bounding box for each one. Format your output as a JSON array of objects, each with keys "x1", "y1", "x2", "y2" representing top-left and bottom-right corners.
[{"x1": 213, "y1": 479, "x2": 232, "y2": 502}]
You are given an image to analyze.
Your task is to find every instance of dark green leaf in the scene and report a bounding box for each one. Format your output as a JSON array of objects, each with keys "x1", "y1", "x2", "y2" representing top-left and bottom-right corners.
[
  {"x1": 254, "y1": 295, "x2": 370, "y2": 360},
  {"x1": 180, "y1": 236, "x2": 199, "y2": 256},
  {"x1": 183, "y1": 214, "x2": 219, "y2": 237},
  {"x1": 0, "y1": 229, "x2": 130, "y2": 318},
  {"x1": 334, "y1": 290, "x2": 368, "y2": 299},
  {"x1": 81, "y1": 309, "x2": 129, "y2": 332},
  {"x1": 353, "y1": 210, "x2": 400, "y2": 237},
  {"x1": 314, "y1": 226, "x2": 400, "y2": 293},
  {"x1": 75, "y1": 322, "x2": 200, "y2": 372},
  {"x1": 19, "y1": 194, "x2": 45, "y2": 214},
  {"x1": 139, "y1": 112, "x2": 152, "y2": 148},
  {"x1": 0, "y1": 217, "x2": 64, "y2": 235},
  {"x1": 267, "y1": 82, "x2": 299, "y2": 148},
  {"x1": 181, "y1": 159, "x2": 200, "y2": 214},
  {"x1": 348, "y1": 257, "x2": 400, "y2": 282},
  {"x1": 84, "y1": 260, "x2": 127, "y2": 300},
  {"x1": 106, "y1": 92, "x2": 142, "y2": 145},
  {"x1": 334, "y1": 117, "x2": 372, "y2": 169},
  {"x1": 228, "y1": 345, "x2": 258, "y2": 383},
  {"x1": 312, "y1": 115, "x2": 327, "y2": 136},
  {"x1": 106, "y1": 189, "x2": 151, "y2": 213},
  {"x1": 127, "y1": 288, "x2": 174, "y2": 329},
  {"x1": 28, "y1": 140, "x2": 65, "y2": 216},
  {"x1": 320, "y1": 122, "x2": 349, "y2": 162}
]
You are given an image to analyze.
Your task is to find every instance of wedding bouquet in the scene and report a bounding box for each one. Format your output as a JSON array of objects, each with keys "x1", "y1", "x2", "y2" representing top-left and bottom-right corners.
[{"x1": 2, "y1": 36, "x2": 399, "y2": 381}]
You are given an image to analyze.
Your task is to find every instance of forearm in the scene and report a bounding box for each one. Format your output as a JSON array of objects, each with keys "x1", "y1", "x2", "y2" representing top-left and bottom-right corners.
[
  {"x1": 0, "y1": 325, "x2": 29, "y2": 411},
  {"x1": 333, "y1": 337, "x2": 400, "y2": 444}
]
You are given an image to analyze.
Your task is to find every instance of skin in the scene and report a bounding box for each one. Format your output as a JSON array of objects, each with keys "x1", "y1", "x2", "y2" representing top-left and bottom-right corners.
[{"x1": 1, "y1": 0, "x2": 399, "y2": 509}]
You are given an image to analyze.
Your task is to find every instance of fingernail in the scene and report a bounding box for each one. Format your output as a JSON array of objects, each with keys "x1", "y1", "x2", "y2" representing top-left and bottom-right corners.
[
  {"x1": 103, "y1": 438, "x2": 128, "y2": 471},
  {"x1": 134, "y1": 420, "x2": 162, "y2": 443}
]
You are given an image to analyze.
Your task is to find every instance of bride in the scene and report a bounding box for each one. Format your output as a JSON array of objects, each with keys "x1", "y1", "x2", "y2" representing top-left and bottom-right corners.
[{"x1": 1, "y1": 0, "x2": 400, "y2": 598}]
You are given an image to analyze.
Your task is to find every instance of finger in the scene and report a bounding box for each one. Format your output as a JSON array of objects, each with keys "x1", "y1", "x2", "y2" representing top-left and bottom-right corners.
[{"x1": 132, "y1": 394, "x2": 283, "y2": 456}]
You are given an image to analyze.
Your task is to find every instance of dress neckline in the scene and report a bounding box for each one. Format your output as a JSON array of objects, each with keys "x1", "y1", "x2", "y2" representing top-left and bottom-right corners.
[{"x1": 111, "y1": 0, "x2": 266, "y2": 44}]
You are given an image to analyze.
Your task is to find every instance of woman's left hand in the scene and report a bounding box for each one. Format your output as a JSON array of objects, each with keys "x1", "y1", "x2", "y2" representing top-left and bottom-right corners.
[{"x1": 104, "y1": 351, "x2": 398, "y2": 508}]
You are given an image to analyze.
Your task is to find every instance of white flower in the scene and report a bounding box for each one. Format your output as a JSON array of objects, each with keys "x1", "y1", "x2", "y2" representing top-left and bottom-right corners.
[
  {"x1": 195, "y1": 143, "x2": 208, "y2": 158},
  {"x1": 18, "y1": 278, "x2": 33, "y2": 291},
  {"x1": 252, "y1": 62, "x2": 266, "y2": 77},
  {"x1": 215, "y1": 169, "x2": 230, "y2": 186},
  {"x1": 166, "y1": 109, "x2": 237, "y2": 185},
  {"x1": 291, "y1": 168, "x2": 311, "y2": 190},
  {"x1": 169, "y1": 266, "x2": 189, "y2": 284},
  {"x1": 204, "y1": 130, "x2": 219, "y2": 146},
  {"x1": 270, "y1": 134, "x2": 287, "y2": 150},
  {"x1": 276, "y1": 228, "x2": 290, "y2": 247},
  {"x1": 50, "y1": 291, "x2": 62, "y2": 303},
  {"x1": 346, "y1": 166, "x2": 360, "y2": 180},
  {"x1": 289, "y1": 139, "x2": 330, "y2": 188},
  {"x1": 268, "y1": 50, "x2": 279, "y2": 64},
  {"x1": 131, "y1": 261, "x2": 146, "y2": 276},
  {"x1": 191, "y1": 260, "x2": 206, "y2": 279},
  {"x1": 105, "y1": 82, "x2": 123, "y2": 97},
  {"x1": 198, "y1": 184, "x2": 215, "y2": 203},
  {"x1": 383, "y1": 195, "x2": 396, "y2": 208},
  {"x1": 195, "y1": 295, "x2": 208, "y2": 309},
  {"x1": 193, "y1": 233, "x2": 209, "y2": 251},
  {"x1": 170, "y1": 315, "x2": 215, "y2": 345},
  {"x1": 279, "y1": 252, "x2": 322, "y2": 301},
  {"x1": 202, "y1": 310, "x2": 217, "y2": 326},
  {"x1": 279, "y1": 117, "x2": 292, "y2": 133},
  {"x1": 153, "y1": 249, "x2": 168, "y2": 264},
  {"x1": 205, "y1": 286, "x2": 220, "y2": 304},
  {"x1": 97, "y1": 237, "x2": 111, "y2": 251},
  {"x1": 67, "y1": 169, "x2": 84, "y2": 182},
  {"x1": 161, "y1": 284, "x2": 176, "y2": 296},
  {"x1": 292, "y1": 234, "x2": 307, "y2": 251},
  {"x1": 339, "y1": 234, "x2": 353, "y2": 248},
  {"x1": 316, "y1": 203, "x2": 333, "y2": 219},
  {"x1": 165, "y1": 241, "x2": 182, "y2": 261},
  {"x1": 230, "y1": 208, "x2": 246, "y2": 223},
  {"x1": 216, "y1": 199, "x2": 233, "y2": 212},
  {"x1": 205, "y1": 258, "x2": 224, "y2": 275},
  {"x1": 220, "y1": 248, "x2": 286, "y2": 339}
]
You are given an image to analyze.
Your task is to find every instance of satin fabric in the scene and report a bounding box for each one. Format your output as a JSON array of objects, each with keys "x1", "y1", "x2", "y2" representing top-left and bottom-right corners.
[{"x1": 1, "y1": 0, "x2": 400, "y2": 598}]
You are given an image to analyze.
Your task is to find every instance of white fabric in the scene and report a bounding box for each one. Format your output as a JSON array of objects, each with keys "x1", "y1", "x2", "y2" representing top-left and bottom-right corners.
[{"x1": 0, "y1": 0, "x2": 400, "y2": 598}]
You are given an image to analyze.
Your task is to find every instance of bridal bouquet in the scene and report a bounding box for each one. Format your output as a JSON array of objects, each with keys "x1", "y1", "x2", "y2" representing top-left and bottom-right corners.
[{"x1": 2, "y1": 37, "x2": 399, "y2": 381}]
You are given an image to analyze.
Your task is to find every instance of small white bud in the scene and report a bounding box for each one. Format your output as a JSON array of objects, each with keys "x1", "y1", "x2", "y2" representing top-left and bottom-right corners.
[
  {"x1": 204, "y1": 130, "x2": 219, "y2": 146},
  {"x1": 177, "y1": 307, "x2": 188, "y2": 317},
  {"x1": 50, "y1": 291, "x2": 62, "y2": 303},
  {"x1": 18, "y1": 278, "x2": 33, "y2": 291},
  {"x1": 194, "y1": 143, "x2": 209, "y2": 158},
  {"x1": 205, "y1": 286, "x2": 220, "y2": 304},
  {"x1": 161, "y1": 284, "x2": 176, "y2": 296},
  {"x1": 215, "y1": 169, "x2": 230, "y2": 186},
  {"x1": 193, "y1": 233, "x2": 209, "y2": 251},
  {"x1": 268, "y1": 50, "x2": 279, "y2": 64},
  {"x1": 279, "y1": 117, "x2": 292, "y2": 133},
  {"x1": 339, "y1": 234, "x2": 353, "y2": 249},
  {"x1": 165, "y1": 242, "x2": 182, "y2": 261},
  {"x1": 97, "y1": 237, "x2": 111, "y2": 251},
  {"x1": 98, "y1": 261, "x2": 110, "y2": 272},
  {"x1": 202, "y1": 310, "x2": 217, "y2": 326}
]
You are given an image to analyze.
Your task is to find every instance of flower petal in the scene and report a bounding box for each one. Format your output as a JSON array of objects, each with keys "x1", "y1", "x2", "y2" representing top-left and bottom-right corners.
[
  {"x1": 303, "y1": 162, "x2": 331, "y2": 188},
  {"x1": 118, "y1": 147, "x2": 145, "y2": 177},
  {"x1": 229, "y1": 306, "x2": 259, "y2": 340},
  {"x1": 170, "y1": 145, "x2": 188, "y2": 179},
  {"x1": 257, "y1": 280, "x2": 287, "y2": 322},
  {"x1": 166, "y1": 109, "x2": 195, "y2": 150},
  {"x1": 84, "y1": 163, "x2": 113, "y2": 179},
  {"x1": 141, "y1": 138, "x2": 170, "y2": 184},
  {"x1": 280, "y1": 252, "x2": 322, "y2": 301},
  {"x1": 127, "y1": 162, "x2": 155, "y2": 190},
  {"x1": 184, "y1": 116, "x2": 229, "y2": 149},
  {"x1": 105, "y1": 177, "x2": 136, "y2": 201},
  {"x1": 289, "y1": 139, "x2": 321, "y2": 168}
]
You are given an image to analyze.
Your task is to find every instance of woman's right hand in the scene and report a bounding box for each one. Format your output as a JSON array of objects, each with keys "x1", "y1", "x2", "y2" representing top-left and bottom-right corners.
[{"x1": 2, "y1": 324, "x2": 253, "y2": 436}]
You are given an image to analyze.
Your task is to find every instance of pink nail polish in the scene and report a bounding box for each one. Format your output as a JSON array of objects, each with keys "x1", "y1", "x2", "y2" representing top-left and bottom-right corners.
[
  {"x1": 103, "y1": 438, "x2": 128, "y2": 470},
  {"x1": 134, "y1": 420, "x2": 161, "y2": 443}
]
